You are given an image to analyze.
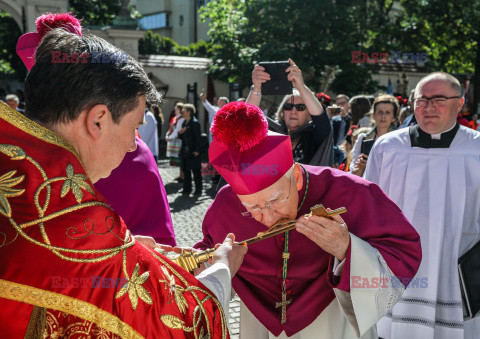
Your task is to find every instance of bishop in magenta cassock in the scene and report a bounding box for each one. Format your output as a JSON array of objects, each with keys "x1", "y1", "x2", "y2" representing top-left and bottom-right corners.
[{"x1": 195, "y1": 102, "x2": 422, "y2": 338}]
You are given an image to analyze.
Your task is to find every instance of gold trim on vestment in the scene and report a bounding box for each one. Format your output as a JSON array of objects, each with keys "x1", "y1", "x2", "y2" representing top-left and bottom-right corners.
[
  {"x1": 25, "y1": 306, "x2": 47, "y2": 338},
  {"x1": 0, "y1": 279, "x2": 143, "y2": 338},
  {"x1": 0, "y1": 101, "x2": 81, "y2": 162}
]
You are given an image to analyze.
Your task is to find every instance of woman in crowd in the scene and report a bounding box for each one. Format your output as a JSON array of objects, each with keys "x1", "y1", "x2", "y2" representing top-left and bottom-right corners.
[
  {"x1": 350, "y1": 94, "x2": 399, "y2": 177},
  {"x1": 247, "y1": 58, "x2": 333, "y2": 166},
  {"x1": 350, "y1": 95, "x2": 372, "y2": 128},
  {"x1": 152, "y1": 105, "x2": 165, "y2": 159},
  {"x1": 178, "y1": 104, "x2": 202, "y2": 196},
  {"x1": 166, "y1": 102, "x2": 185, "y2": 182}
]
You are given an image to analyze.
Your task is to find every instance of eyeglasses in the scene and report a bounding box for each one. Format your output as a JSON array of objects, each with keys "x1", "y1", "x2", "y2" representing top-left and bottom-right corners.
[
  {"x1": 283, "y1": 103, "x2": 307, "y2": 111},
  {"x1": 240, "y1": 174, "x2": 293, "y2": 219},
  {"x1": 414, "y1": 95, "x2": 461, "y2": 108}
]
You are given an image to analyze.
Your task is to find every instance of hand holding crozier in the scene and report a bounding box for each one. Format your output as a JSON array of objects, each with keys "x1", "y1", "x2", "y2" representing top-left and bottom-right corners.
[{"x1": 212, "y1": 233, "x2": 248, "y2": 277}]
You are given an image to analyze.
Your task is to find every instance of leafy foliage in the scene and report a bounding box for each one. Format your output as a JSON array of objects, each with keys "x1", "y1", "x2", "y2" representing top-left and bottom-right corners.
[
  {"x1": 398, "y1": 0, "x2": 480, "y2": 74},
  {"x1": 69, "y1": 0, "x2": 121, "y2": 26},
  {"x1": 200, "y1": 0, "x2": 480, "y2": 95},
  {"x1": 0, "y1": 11, "x2": 25, "y2": 79},
  {"x1": 139, "y1": 31, "x2": 213, "y2": 58},
  {"x1": 199, "y1": 0, "x2": 393, "y2": 94}
]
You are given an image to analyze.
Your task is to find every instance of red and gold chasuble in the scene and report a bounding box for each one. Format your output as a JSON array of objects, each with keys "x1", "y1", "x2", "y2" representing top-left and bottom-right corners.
[{"x1": 0, "y1": 102, "x2": 229, "y2": 338}]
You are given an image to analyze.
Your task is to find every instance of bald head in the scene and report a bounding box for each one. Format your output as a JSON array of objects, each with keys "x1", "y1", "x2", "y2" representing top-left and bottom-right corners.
[{"x1": 415, "y1": 72, "x2": 462, "y2": 98}]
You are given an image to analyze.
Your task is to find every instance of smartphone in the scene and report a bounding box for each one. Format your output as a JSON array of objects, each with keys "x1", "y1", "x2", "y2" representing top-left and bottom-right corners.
[
  {"x1": 258, "y1": 61, "x2": 292, "y2": 96},
  {"x1": 360, "y1": 139, "x2": 375, "y2": 156}
]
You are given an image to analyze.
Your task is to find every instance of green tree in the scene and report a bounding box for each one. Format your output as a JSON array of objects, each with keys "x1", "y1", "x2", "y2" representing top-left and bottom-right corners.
[
  {"x1": 397, "y1": 0, "x2": 480, "y2": 108},
  {"x1": 69, "y1": 0, "x2": 121, "y2": 26},
  {"x1": 0, "y1": 11, "x2": 25, "y2": 79},
  {"x1": 139, "y1": 31, "x2": 213, "y2": 58},
  {"x1": 200, "y1": 0, "x2": 394, "y2": 95},
  {"x1": 139, "y1": 32, "x2": 179, "y2": 55},
  {"x1": 398, "y1": 0, "x2": 479, "y2": 74}
]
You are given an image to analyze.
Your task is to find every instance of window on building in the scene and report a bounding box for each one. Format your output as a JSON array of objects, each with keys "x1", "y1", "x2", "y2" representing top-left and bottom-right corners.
[{"x1": 139, "y1": 13, "x2": 171, "y2": 30}]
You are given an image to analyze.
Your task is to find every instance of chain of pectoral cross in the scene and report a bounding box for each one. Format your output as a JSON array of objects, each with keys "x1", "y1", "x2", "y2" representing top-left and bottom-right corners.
[
  {"x1": 276, "y1": 231, "x2": 292, "y2": 324},
  {"x1": 275, "y1": 165, "x2": 310, "y2": 324}
]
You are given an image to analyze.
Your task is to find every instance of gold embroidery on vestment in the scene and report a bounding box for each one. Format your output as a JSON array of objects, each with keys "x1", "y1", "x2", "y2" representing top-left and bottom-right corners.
[
  {"x1": 25, "y1": 306, "x2": 47, "y2": 339},
  {"x1": 0, "y1": 170, "x2": 25, "y2": 218},
  {"x1": 151, "y1": 250, "x2": 228, "y2": 338},
  {"x1": 0, "y1": 279, "x2": 143, "y2": 338},
  {"x1": 115, "y1": 263, "x2": 153, "y2": 310},
  {"x1": 0, "y1": 102, "x2": 80, "y2": 160}
]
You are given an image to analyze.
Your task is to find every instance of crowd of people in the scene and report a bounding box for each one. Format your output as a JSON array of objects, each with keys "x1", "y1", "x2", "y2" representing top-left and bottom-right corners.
[{"x1": 0, "y1": 11, "x2": 479, "y2": 339}]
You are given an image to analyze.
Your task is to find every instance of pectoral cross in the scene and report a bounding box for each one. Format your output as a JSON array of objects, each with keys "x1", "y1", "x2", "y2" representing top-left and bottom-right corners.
[{"x1": 275, "y1": 291, "x2": 292, "y2": 324}]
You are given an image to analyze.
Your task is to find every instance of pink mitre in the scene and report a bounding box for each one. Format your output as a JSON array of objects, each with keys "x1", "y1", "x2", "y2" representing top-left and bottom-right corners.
[
  {"x1": 16, "y1": 12, "x2": 82, "y2": 71},
  {"x1": 209, "y1": 102, "x2": 293, "y2": 195}
]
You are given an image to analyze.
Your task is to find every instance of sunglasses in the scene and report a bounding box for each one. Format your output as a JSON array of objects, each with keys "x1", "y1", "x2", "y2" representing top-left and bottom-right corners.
[{"x1": 283, "y1": 103, "x2": 307, "y2": 111}]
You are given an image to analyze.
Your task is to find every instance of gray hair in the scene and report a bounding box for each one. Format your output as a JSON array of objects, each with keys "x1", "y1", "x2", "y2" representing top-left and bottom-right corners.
[
  {"x1": 415, "y1": 72, "x2": 463, "y2": 97},
  {"x1": 276, "y1": 89, "x2": 301, "y2": 123},
  {"x1": 6, "y1": 94, "x2": 19, "y2": 103},
  {"x1": 275, "y1": 89, "x2": 316, "y2": 123}
]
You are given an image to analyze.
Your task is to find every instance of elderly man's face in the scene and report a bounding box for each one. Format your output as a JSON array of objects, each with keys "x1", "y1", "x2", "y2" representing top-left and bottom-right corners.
[
  {"x1": 95, "y1": 96, "x2": 146, "y2": 181},
  {"x1": 414, "y1": 80, "x2": 464, "y2": 134},
  {"x1": 237, "y1": 165, "x2": 302, "y2": 229},
  {"x1": 6, "y1": 100, "x2": 18, "y2": 110},
  {"x1": 218, "y1": 99, "x2": 227, "y2": 108}
]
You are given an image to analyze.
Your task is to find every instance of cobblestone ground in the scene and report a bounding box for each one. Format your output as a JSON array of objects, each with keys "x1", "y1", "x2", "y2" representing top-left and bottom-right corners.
[{"x1": 158, "y1": 160, "x2": 240, "y2": 338}]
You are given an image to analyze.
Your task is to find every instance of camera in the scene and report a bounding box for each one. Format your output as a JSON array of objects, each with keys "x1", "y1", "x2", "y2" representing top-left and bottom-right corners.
[{"x1": 327, "y1": 106, "x2": 341, "y2": 116}]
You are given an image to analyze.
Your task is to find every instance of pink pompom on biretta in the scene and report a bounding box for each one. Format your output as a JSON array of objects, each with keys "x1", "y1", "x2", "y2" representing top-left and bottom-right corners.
[
  {"x1": 36, "y1": 12, "x2": 82, "y2": 37},
  {"x1": 209, "y1": 101, "x2": 294, "y2": 195},
  {"x1": 17, "y1": 12, "x2": 82, "y2": 71},
  {"x1": 211, "y1": 102, "x2": 268, "y2": 152}
]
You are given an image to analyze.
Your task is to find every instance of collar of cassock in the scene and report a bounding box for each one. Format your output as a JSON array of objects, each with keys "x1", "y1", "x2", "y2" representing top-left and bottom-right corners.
[{"x1": 409, "y1": 123, "x2": 459, "y2": 148}]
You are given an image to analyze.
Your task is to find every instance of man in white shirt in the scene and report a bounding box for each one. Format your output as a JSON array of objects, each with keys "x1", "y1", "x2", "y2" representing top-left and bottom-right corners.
[
  {"x1": 200, "y1": 92, "x2": 229, "y2": 144},
  {"x1": 365, "y1": 72, "x2": 480, "y2": 339},
  {"x1": 138, "y1": 107, "x2": 159, "y2": 160}
]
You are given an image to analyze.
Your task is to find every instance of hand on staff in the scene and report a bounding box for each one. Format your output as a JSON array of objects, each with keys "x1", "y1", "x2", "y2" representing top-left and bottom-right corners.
[
  {"x1": 295, "y1": 213, "x2": 350, "y2": 261},
  {"x1": 134, "y1": 235, "x2": 174, "y2": 253},
  {"x1": 134, "y1": 235, "x2": 199, "y2": 255},
  {"x1": 211, "y1": 233, "x2": 248, "y2": 277}
]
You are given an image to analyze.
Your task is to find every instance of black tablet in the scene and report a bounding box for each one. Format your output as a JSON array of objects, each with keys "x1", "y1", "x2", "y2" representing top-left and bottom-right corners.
[
  {"x1": 458, "y1": 240, "x2": 480, "y2": 319},
  {"x1": 258, "y1": 61, "x2": 292, "y2": 96},
  {"x1": 361, "y1": 139, "x2": 375, "y2": 156}
]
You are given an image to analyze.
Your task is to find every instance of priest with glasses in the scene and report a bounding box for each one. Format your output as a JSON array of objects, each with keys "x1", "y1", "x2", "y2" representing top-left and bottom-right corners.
[{"x1": 365, "y1": 72, "x2": 480, "y2": 339}]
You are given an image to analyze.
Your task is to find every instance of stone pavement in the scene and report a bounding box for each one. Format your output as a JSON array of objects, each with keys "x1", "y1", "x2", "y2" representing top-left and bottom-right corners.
[{"x1": 158, "y1": 160, "x2": 241, "y2": 338}]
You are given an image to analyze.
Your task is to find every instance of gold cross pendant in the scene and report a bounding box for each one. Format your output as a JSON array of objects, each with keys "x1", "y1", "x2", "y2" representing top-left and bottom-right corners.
[{"x1": 275, "y1": 291, "x2": 292, "y2": 324}]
